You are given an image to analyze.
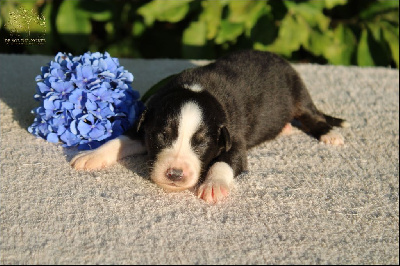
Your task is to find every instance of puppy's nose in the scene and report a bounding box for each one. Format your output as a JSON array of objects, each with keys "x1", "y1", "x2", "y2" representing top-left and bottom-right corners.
[{"x1": 166, "y1": 168, "x2": 184, "y2": 181}]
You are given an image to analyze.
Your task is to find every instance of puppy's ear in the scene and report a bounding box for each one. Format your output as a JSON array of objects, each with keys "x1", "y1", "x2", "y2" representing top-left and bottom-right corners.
[
  {"x1": 136, "y1": 109, "x2": 147, "y2": 132},
  {"x1": 218, "y1": 125, "x2": 232, "y2": 152}
]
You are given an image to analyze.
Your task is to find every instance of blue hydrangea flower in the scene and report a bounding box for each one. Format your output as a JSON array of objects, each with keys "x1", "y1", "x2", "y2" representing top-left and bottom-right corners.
[{"x1": 28, "y1": 51, "x2": 145, "y2": 150}]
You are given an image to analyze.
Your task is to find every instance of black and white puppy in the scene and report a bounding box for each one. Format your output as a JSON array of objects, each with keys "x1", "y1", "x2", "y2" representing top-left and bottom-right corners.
[{"x1": 71, "y1": 50, "x2": 348, "y2": 203}]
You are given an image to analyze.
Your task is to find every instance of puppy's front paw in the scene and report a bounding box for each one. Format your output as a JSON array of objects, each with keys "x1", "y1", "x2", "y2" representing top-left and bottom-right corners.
[
  {"x1": 197, "y1": 162, "x2": 234, "y2": 204},
  {"x1": 198, "y1": 179, "x2": 231, "y2": 204},
  {"x1": 70, "y1": 151, "x2": 115, "y2": 170}
]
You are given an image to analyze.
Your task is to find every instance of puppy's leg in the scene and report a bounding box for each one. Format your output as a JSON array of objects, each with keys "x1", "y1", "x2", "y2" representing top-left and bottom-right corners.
[
  {"x1": 293, "y1": 82, "x2": 346, "y2": 146},
  {"x1": 71, "y1": 135, "x2": 146, "y2": 170},
  {"x1": 296, "y1": 110, "x2": 346, "y2": 146},
  {"x1": 197, "y1": 162, "x2": 234, "y2": 204},
  {"x1": 279, "y1": 123, "x2": 293, "y2": 136},
  {"x1": 197, "y1": 141, "x2": 247, "y2": 204}
]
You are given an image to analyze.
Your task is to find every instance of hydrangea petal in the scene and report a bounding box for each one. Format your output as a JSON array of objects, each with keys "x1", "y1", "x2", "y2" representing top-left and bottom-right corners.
[
  {"x1": 37, "y1": 82, "x2": 50, "y2": 93},
  {"x1": 77, "y1": 120, "x2": 92, "y2": 136},
  {"x1": 60, "y1": 130, "x2": 80, "y2": 146},
  {"x1": 47, "y1": 133, "x2": 59, "y2": 143},
  {"x1": 89, "y1": 126, "x2": 105, "y2": 140},
  {"x1": 69, "y1": 89, "x2": 85, "y2": 104},
  {"x1": 62, "y1": 102, "x2": 74, "y2": 109},
  {"x1": 57, "y1": 125, "x2": 67, "y2": 136},
  {"x1": 99, "y1": 70, "x2": 115, "y2": 78},
  {"x1": 70, "y1": 120, "x2": 78, "y2": 135},
  {"x1": 82, "y1": 65, "x2": 94, "y2": 79},
  {"x1": 85, "y1": 99, "x2": 97, "y2": 111}
]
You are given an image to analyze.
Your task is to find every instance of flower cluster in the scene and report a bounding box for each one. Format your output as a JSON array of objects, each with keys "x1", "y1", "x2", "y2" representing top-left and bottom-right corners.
[{"x1": 28, "y1": 51, "x2": 144, "y2": 150}]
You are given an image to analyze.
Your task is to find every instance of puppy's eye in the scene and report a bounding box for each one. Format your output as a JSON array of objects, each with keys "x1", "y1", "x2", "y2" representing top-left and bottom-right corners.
[
  {"x1": 191, "y1": 135, "x2": 201, "y2": 146},
  {"x1": 191, "y1": 131, "x2": 208, "y2": 154}
]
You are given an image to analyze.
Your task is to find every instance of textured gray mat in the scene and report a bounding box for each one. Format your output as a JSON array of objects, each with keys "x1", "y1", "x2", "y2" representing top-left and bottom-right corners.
[{"x1": 0, "y1": 54, "x2": 398, "y2": 264}]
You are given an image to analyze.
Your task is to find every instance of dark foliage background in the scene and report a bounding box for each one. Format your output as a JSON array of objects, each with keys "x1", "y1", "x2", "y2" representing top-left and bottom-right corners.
[{"x1": 0, "y1": 0, "x2": 398, "y2": 67}]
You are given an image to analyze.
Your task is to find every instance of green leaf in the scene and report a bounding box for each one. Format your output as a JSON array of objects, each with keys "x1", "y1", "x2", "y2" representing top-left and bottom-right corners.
[
  {"x1": 264, "y1": 14, "x2": 310, "y2": 56},
  {"x1": 324, "y1": 25, "x2": 356, "y2": 65},
  {"x1": 306, "y1": 30, "x2": 333, "y2": 57},
  {"x1": 138, "y1": 0, "x2": 192, "y2": 26},
  {"x1": 183, "y1": 21, "x2": 207, "y2": 46},
  {"x1": 305, "y1": 24, "x2": 357, "y2": 66},
  {"x1": 199, "y1": 0, "x2": 224, "y2": 40},
  {"x1": 287, "y1": 2, "x2": 330, "y2": 31},
  {"x1": 357, "y1": 29, "x2": 375, "y2": 66},
  {"x1": 360, "y1": 0, "x2": 399, "y2": 20},
  {"x1": 381, "y1": 21, "x2": 399, "y2": 67},
  {"x1": 308, "y1": 0, "x2": 348, "y2": 10},
  {"x1": 56, "y1": 0, "x2": 91, "y2": 52},
  {"x1": 215, "y1": 20, "x2": 245, "y2": 44},
  {"x1": 323, "y1": 0, "x2": 348, "y2": 9},
  {"x1": 227, "y1": 0, "x2": 268, "y2": 35},
  {"x1": 182, "y1": 20, "x2": 215, "y2": 59},
  {"x1": 182, "y1": 17, "x2": 213, "y2": 59},
  {"x1": 56, "y1": 1, "x2": 91, "y2": 34},
  {"x1": 366, "y1": 23, "x2": 392, "y2": 66},
  {"x1": 132, "y1": 21, "x2": 146, "y2": 37},
  {"x1": 77, "y1": 0, "x2": 113, "y2": 21}
]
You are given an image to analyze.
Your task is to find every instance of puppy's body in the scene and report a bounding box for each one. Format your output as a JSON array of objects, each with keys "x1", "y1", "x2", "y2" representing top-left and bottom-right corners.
[{"x1": 71, "y1": 50, "x2": 347, "y2": 203}]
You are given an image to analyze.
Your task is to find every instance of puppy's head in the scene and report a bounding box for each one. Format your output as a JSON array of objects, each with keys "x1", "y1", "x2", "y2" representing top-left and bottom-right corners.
[{"x1": 138, "y1": 93, "x2": 231, "y2": 192}]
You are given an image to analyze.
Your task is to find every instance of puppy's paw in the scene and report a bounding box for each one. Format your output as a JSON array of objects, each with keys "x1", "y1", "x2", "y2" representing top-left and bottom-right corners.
[
  {"x1": 70, "y1": 151, "x2": 115, "y2": 170},
  {"x1": 320, "y1": 131, "x2": 344, "y2": 146},
  {"x1": 279, "y1": 123, "x2": 293, "y2": 136},
  {"x1": 197, "y1": 179, "x2": 231, "y2": 204},
  {"x1": 197, "y1": 162, "x2": 234, "y2": 204},
  {"x1": 70, "y1": 136, "x2": 142, "y2": 171}
]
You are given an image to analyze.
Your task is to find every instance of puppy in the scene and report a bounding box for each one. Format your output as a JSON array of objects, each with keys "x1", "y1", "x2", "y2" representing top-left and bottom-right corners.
[{"x1": 71, "y1": 50, "x2": 348, "y2": 203}]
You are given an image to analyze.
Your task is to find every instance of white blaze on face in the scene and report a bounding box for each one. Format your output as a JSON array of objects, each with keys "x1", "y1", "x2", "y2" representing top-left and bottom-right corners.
[{"x1": 151, "y1": 101, "x2": 203, "y2": 191}]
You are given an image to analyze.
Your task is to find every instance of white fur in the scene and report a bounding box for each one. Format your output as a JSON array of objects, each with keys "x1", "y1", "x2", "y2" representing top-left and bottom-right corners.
[
  {"x1": 183, "y1": 83, "x2": 203, "y2": 92},
  {"x1": 151, "y1": 102, "x2": 203, "y2": 191},
  {"x1": 341, "y1": 121, "x2": 351, "y2": 128},
  {"x1": 197, "y1": 162, "x2": 234, "y2": 204},
  {"x1": 71, "y1": 135, "x2": 146, "y2": 170},
  {"x1": 320, "y1": 131, "x2": 345, "y2": 146}
]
